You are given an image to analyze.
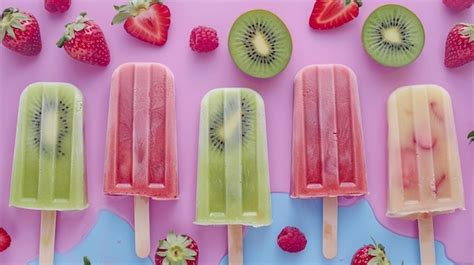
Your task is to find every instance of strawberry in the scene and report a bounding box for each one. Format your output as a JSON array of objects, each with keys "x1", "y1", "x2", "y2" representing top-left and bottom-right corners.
[
  {"x1": 443, "y1": 0, "x2": 473, "y2": 12},
  {"x1": 155, "y1": 231, "x2": 198, "y2": 265},
  {"x1": 444, "y1": 23, "x2": 474, "y2": 68},
  {"x1": 57, "y1": 12, "x2": 110, "y2": 66},
  {"x1": 351, "y1": 238, "x2": 390, "y2": 265},
  {"x1": 277, "y1": 226, "x2": 307, "y2": 253},
  {"x1": 309, "y1": 0, "x2": 362, "y2": 30},
  {"x1": 0, "y1": 228, "x2": 12, "y2": 252},
  {"x1": 0, "y1": 8, "x2": 42, "y2": 56},
  {"x1": 189, "y1": 26, "x2": 219, "y2": 53},
  {"x1": 44, "y1": 0, "x2": 71, "y2": 13},
  {"x1": 112, "y1": 0, "x2": 171, "y2": 46},
  {"x1": 468, "y1": 131, "x2": 474, "y2": 144}
]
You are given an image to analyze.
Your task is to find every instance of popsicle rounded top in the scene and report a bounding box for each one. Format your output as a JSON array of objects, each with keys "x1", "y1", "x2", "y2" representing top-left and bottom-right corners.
[
  {"x1": 104, "y1": 63, "x2": 178, "y2": 200},
  {"x1": 291, "y1": 64, "x2": 368, "y2": 198},
  {"x1": 387, "y1": 84, "x2": 464, "y2": 218},
  {"x1": 10, "y1": 82, "x2": 87, "y2": 211},
  {"x1": 195, "y1": 88, "x2": 272, "y2": 227}
]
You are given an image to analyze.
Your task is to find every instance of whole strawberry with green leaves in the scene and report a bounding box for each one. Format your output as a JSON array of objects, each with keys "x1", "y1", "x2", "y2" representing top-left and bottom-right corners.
[
  {"x1": 351, "y1": 238, "x2": 391, "y2": 265},
  {"x1": 0, "y1": 7, "x2": 41, "y2": 56},
  {"x1": 57, "y1": 12, "x2": 110, "y2": 66},
  {"x1": 444, "y1": 23, "x2": 474, "y2": 68},
  {"x1": 155, "y1": 231, "x2": 198, "y2": 265}
]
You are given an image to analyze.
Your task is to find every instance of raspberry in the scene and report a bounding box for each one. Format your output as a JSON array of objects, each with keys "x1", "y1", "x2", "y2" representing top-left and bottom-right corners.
[
  {"x1": 189, "y1": 26, "x2": 219, "y2": 53},
  {"x1": 277, "y1": 226, "x2": 307, "y2": 253}
]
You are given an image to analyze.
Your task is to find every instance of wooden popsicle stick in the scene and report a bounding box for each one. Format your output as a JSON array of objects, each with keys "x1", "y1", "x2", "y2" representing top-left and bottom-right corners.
[
  {"x1": 228, "y1": 225, "x2": 243, "y2": 265},
  {"x1": 134, "y1": 196, "x2": 150, "y2": 258},
  {"x1": 418, "y1": 214, "x2": 436, "y2": 265},
  {"x1": 322, "y1": 197, "x2": 338, "y2": 259},
  {"x1": 39, "y1": 210, "x2": 56, "y2": 265}
]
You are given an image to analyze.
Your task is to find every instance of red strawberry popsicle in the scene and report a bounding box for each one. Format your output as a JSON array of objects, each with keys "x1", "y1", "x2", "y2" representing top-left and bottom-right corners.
[{"x1": 104, "y1": 63, "x2": 178, "y2": 258}]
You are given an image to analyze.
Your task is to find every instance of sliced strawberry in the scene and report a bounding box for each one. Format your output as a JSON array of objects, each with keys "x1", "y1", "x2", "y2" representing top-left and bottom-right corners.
[
  {"x1": 0, "y1": 228, "x2": 12, "y2": 252},
  {"x1": 309, "y1": 0, "x2": 362, "y2": 30},
  {"x1": 112, "y1": 0, "x2": 171, "y2": 46}
]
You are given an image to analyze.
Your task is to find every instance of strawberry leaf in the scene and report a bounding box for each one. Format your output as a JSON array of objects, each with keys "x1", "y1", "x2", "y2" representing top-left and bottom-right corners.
[
  {"x1": 6, "y1": 26, "x2": 14, "y2": 38},
  {"x1": 468, "y1": 131, "x2": 474, "y2": 144},
  {"x1": 0, "y1": 28, "x2": 6, "y2": 41},
  {"x1": 83, "y1": 256, "x2": 91, "y2": 265},
  {"x1": 111, "y1": 12, "x2": 130, "y2": 25}
]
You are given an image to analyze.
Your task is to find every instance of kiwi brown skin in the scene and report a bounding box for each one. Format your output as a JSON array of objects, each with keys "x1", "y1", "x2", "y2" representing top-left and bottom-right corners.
[
  {"x1": 362, "y1": 4, "x2": 425, "y2": 67},
  {"x1": 228, "y1": 9, "x2": 293, "y2": 78}
]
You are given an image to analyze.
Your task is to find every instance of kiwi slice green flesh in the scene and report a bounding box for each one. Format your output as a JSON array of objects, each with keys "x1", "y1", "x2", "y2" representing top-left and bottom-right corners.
[
  {"x1": 228, "y1": 9, "x2": 292, "y2": 78},
  {"x1": 208, "y1": 91, "x2": 255, "y2": 153},
  {"x1": 362, "y1": 4, "x2": 425, "y2": 67},
  {"x1": 28, "y1": 90, "x2": 73, "y2": 158}
]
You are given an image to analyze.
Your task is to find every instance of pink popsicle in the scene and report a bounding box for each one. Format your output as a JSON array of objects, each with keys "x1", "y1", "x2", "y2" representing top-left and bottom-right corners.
[
  {"x1": 103, "y1": 63, "x2": 178, "y2": 257},
  {"x1": 104, "y1": 63, "x2": 178, "y2": 199},
  {"x1": 291, "y1": 64, "x2": 367, "y2": 198}
]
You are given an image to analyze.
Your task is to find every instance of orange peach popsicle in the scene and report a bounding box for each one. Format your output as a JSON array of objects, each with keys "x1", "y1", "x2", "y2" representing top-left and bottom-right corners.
[
  {"x1": 387, "y1": 85, "x2": 464, "y2": 264},
  {"x1": 291, "y1": 64, "x2": 367, "y2": 258},
  {"x1": 104, "y1": 63, "x2": 178, "y2": 258}
]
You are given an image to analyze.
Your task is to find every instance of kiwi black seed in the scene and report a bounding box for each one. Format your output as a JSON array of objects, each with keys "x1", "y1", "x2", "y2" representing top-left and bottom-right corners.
[
  {"x1": 209, "y1": 95, "x2": 255, "y2": 153},
  {"x1": 228, "y1": 9, "x2": 292, "y2": 78},
  {"x1": 362, "y1": 4, "x2": 425, "y2": 67},
  {"x1": 29, "y1": 96, "x2": 71, "y2": 157}
]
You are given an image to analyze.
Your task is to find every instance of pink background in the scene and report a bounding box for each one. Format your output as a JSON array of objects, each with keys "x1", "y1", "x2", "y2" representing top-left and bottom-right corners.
[{"x1": 0, "y1": 0, "x2": 472, "y2": 264}]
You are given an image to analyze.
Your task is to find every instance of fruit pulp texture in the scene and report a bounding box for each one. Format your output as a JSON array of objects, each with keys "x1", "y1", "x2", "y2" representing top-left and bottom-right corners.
[
  {"x1": 10, "y1": 83, "x2": 87, "y2": 210},
  {"x1": 291, "y1": 64, "x2": 367, "y2": 198},
  {"x1": 104, "y1": 63, "x2": 178, "y2": 199},
  {"x1": 387, "y1": 85, "x2": 464, "y2": 218},
  {"x1": 195, "y1": 88, "x2": 271, "y2": 227}
]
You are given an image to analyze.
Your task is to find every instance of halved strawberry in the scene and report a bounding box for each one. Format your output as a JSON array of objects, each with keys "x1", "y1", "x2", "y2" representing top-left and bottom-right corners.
[
  {"x1": 112, "y1": 0, "x2": 171, "y2": 46},
  {"x1": 309, "y1": 0, "x2": 362, "y2": 30}
]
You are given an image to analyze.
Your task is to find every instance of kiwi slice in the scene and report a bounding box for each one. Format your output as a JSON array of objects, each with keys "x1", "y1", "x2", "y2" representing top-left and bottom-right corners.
[
  {"x1": 228, "y1": 9, "x2": 292, "y2": 78},
  {"x1": 26, "y1": 85, "x2": 75, "y2": 158},
  {"x1": 362, "y1": 4, "x2": 425, "y2": 67},
  {"x1": 208, "y1": 91, "x2": 255, "y2": 153}
]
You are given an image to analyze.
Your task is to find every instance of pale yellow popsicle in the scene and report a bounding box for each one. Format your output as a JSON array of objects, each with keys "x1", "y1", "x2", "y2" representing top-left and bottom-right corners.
[{"x1": 387, "y1": 84, "x2": 464, "y2": 218}]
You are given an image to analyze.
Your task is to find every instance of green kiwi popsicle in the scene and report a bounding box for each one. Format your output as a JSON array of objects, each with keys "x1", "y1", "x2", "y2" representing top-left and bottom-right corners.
[{"x1": 10, "y1": 82, "x2": 87, "y2": 210}]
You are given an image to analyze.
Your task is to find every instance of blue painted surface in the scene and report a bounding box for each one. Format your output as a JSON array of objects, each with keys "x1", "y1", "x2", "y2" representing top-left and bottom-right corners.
[
  {"x1": 27, "y1": 193, "x2": 453, "y2": 265},
  {"x1": 220, "y1": 193, "x2": 453, "y2": 265},
  {"x1": 28, "y1": 210, "x2": 152, "y2": 265}
]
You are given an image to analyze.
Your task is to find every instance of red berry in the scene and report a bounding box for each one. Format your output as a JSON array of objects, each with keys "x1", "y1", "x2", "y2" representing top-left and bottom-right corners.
[
  {"x1": 0, "y1": 228, "x2": 12, "y2": 252},
  {"x1": 309, "y1": 0, "x2": 362, "y2": 30},
  {"x1": 443, "y1": 0, "x2": 473, "y2": 12},
  {"x1": 189, "y1": 26, "x2": 219, "y2": 53},
  {"x1": 57, "y1": 12, "x2": 110, "y2": 66},
  {"x1": 351, "y1": 240, "x2": 390, "y2": 265},
  {"x1": 45, "y1": 0, "x2": 71, "y2": 13},
  {"x1": 112, "y1": 1, "x2": 171, "y2": 46},
  {"x1": 155, "y1": 231, "x2": 199, "y2": 265},
  {"x1": 444, "y1": 23, "x2": 474, "y2": 68},
  {"x1": 277, "y1": 226, "x2": 307, "y2": 253},
  {"x1": 1, "y1": 8, "x2": 42, "y2": 56}
]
